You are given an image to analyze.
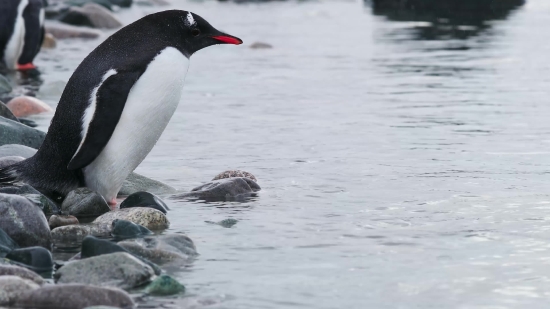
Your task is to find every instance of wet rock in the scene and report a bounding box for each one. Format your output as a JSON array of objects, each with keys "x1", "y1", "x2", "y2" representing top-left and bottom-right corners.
[
  {"x1": 118, "y1": 234, "x2": 197, "y2": 265},
  {"x1": 93, "y1": 207, "x2": 169, "y2": 230},
  {"x1": 55, "y1": 252, "x2": 155, "y2": 290},
  {"x1": 120, "y1": 191, "x2": 168, "y2": 214},
  {"x1": 41, "y1": 33, "x2": 57, "y2": 49},
  {"x1": 119, "y1": 172, "x2": 176, "y2": 196},
  {"x1": 212, "y1": 170, "x2": 257, "y2": 182},
  {"x1": 109, "y1": 0, "x2": 133, "y2": 7},
  {"x1": 111, "y1": 219, "x2": 152, "y2": 240},
  {"x1": 15, "y1": 284, "x2": 134, "y2": 309},
  {"x1": 17, "y1": 118, "x2": 38, "y2": 128},
  {"x1": 66, "y1": 0, "x2": 114, "y2": 10},
  {"x1": 5, "y1": 96, "x2": 53, "y2": 118},
  {"x1": 0, "y1": 194, "x2": 51, "y2": 249},
  {"x1": 0, "y1": 117, "x2": 46, "y2": 148},
  {"x1": 59, "y1": 3, "x2": 122, "y2": 29},
  {"x1": 175, "y1": 177, "x2": 261, "y2": 201},
  {"x1": 48, "y1": 215, "x2": 79, "y2": 229},
  {"x1": 146, "y1": 275, "x2": 185, "y2": 296},
  {"x1": 51, "y1": 224, "x2": 111, "y2": 249},
  {"x1": 206, "y1": 218, "x2": 238, "y2": 228},
  {"x1": 5, "y1": 247, "x2": 54, "y2": 273},
  {"x1": 45, "y1": 22, "x2": 101, "y2": 39},
  {"x1": 0, "y1": 156, "x2": 24, "y2": 168},
  {"x1": 0, "y1": 75, "x2": 11, "y2": 95},
  {"x1": 249, "y1": 42, "x2": 273, "y2": 49},
  {"x1": 0, "y1": 144, "x2": 37, "y2": 158},
  {"x1": 0, "y1": 184, "x2": 60, "y2": 215},
  {"x1": 0, "y1": 101, "x2": 18, "y2": 122},
  {"x1": 0, "y1": 228, "x2": 18, "y2": 258},
  {"x1": 61, "y1": 188, "x2": 110, "y2": 218},
  {"x1": 0, "y1": 276, "x2": 40, "y2": 306},
  {"x1": 0, "y1": 265, "x2": 44, "y2": 285}
]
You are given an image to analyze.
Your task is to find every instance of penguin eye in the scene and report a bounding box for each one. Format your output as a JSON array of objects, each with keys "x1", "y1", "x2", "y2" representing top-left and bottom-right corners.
[{"x1": 191, "y1": 29, "x2": 201, "y2": 37}]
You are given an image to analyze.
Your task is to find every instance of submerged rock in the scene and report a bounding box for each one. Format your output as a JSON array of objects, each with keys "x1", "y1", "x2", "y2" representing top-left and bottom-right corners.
[
  {"x1": 5, "y1": 246, "x2": 54, "y2": 273},
  {"x1": 0, "y1": 276, "x2": 40, "y2": 306},
  {"x1": 93, "y1": 207, "x2": 169, "y2": 230},
  {"x1": 249, "y1": 42, "x2": 273, "y2": 49},
  {"x1": 5, "y1": 96, "x2": 53, "y2": 118},
  {"x1": 111, "y1": 219, "x2": 152, "y2": 240},
  {"x1": 59, "y1": 3, "x2": 122, "y2": 29},
  {"x1": 0, "y1": 156, "x2": 24, "y2": 168},
  {"x1": 0, "y1": 228, "x2": 18, "y2": 257},
  {"x1": 49, "y1": 215, "x2": 79, "y2": 229},
  {"x1": 174, "y1": 177, "x2": 261, "y2": 201},
  {"x1": 0, "y1": 144, "x2": 37, "y2": 158},
  {"x1": 15, "y1": 284, "x2": 134, "y2": 309},
  {"x1": 0, "y1": 194, "x2": 51, "y2": 249},
  {"x1": 120, "y1": 191, "x2": 168, "y2": 214},
  {"x1": 119, "y1": 172, "x2": 176, "y2": 196},
  {"x1": 0, "y1": 265, "x2": 44, "y2": 285},
  {"x1": 206, "y1": 218, "x2": 238, "y2": 228},
  {"x1": 55, "y1": 252, "x2": 155, "y2": 290},
  {"x1": 146, "y1": 275, "x2": 185, "y2": 296},
  {"x1": 212, "y1": 170, "x2": 257, "y2": 182},
  {"x1": 0, "y1": 117, "x2": 45, "y2": 148},
  {"x1": 61, "y1": 188, "x2": 110, "y2": 218},
  {"x1": 118, "y1": 234, "x2": 197, "y2": 265}
]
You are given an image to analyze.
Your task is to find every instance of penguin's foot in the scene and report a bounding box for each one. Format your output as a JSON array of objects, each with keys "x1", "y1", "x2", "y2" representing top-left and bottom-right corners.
[
  {"x1": 17, "y1": 63, "x2": 37, "y2": 70},
  {"x1": 108, "y1": 198, "x2": 117, "y2": 209}
]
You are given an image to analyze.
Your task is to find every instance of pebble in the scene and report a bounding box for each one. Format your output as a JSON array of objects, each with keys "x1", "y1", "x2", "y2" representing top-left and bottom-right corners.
[
  {"x1": 212, "y1": 170, "x2": 257, "y2": 182},
  {"x1": 5, "y1": 96, "x2": 53, "y2": 118},
  {"x1": 120, "y1": 191, "x2": 168, "y2": 214},
  {"x1": 15, "y1": 284, "x2": 134, "y2": 309},
  {"x1": 5, "y1": 246, "x2": 54, "y2": 273},
  {"x1": 146, "y1": 275, "x2": 185, "y2": 296},
  {"x1": 249, "y1": 42, "x2": 273, "y2": 49},
  {"x1": 111, "y1": 219, "x2": 152, "y2": 240},
  {"x1": 118, "y1": 234, "x2": 197, "y2": 265},
  {"x1": 45, "y1": 22, "x2": 101, "y2": 39},
  {"x1": 0, "y1": 75, "x2": 11, "y2": 95},
  {"x1": 174, "y1": 177, "x2": 261, "y2": 201},
  {"x1": 119, "y1": 172, "x2": 176, "y2": 196},
  {"x1": 49, "y1": 215, "x2": 79, "y2": 229},
  {"x1": 93, "y1": 207, "x2": 170, "y2": 230},
  {"x1": 0, "y1": 144, "x2": 37, "y2": 158},
  {"x1": 51, "y1": 224, "x2": 111, "y2": 249},
  {"x1": 41, "y1": 33, "x2": 56, "y2": 49},
  {"x1": 55, "y1": 252, "x2": 155, "y2": 290},
  {"x1": 0, "y1": 194, "x2": 51, "y2": 249},
  {"x1": 0, "y1": 265, "x2": 44, "y2": 285},
  {"x1": 61, "y1": 188, "x2": 110, "y2": 218},
  {"x1": 0, "y1": 276, "x2": 40, "y2": 306},
  {"x1": 60, "y1": 3, "x2": 122, "y2": 29},
  {"x1": 0, "y1": 156, "x2": 24, "y2": 169},
  {"x1": 0, "y1": 117, "x2": 46, "y2": 149}
]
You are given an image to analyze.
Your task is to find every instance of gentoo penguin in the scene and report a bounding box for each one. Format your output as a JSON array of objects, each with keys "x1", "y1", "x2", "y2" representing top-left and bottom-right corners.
[
  {"x1": 0, "y1": 0, "x2": 45, "y2": 70},
  {"x1": 0, "y1": 10, "x2": 242, "y2": 205}
]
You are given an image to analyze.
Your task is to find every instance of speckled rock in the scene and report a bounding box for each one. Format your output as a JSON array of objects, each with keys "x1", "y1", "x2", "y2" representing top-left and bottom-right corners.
[
  {"x1": 174, "y1": 177, "x2": 261, "y2": 201},
  {"x1": 51, "y1": 224, "x2": 111, "y2": 249},
  {"x1": 120, "y1": 191, "x2": 168, "y2": 214},
  {"x1": 111, "y1": 219, "x2": 152, "y2": 240},
  {"x1": 93, "y1": 207, "x2": 169, "y2": 230},
  {"x1": 0, "y1": 75, "x2": 11, "y2": 95},
  {"x1": 118, "y1": 234, "x2": 197, "y2": 265},
  {"x1": 61, "y1": 188, "x2": 110, "y2": 217},
  {"x1": 5, "y1": 246, "x2": 54, "y2": 273},
  {"x1": 49, "y1": 215, "x2": 79, "y2": 229},
  {"x1": 0, "y1": 118, "x2": 45, "y2": 148},
  {"x1": 0, "y1": 276, "x2": 40, "y2": 306},
  {"x1": 0, "y1": 265, "x2": 44, "y2": 285},
  {"x1": 5, "y1": 96, "x2": 52, "y2": 118},
  {"x1": 15, "y1": 284, "x2": 134, "y2": 309},
  {"x1": 212, "y1": 170, "x2": 257, "y2": 182},
  {"x1": 0, "y1": 144, "x2": 37, "y2": 158},
  {"x1": 0, "y1": 194, "x2": 51, "y2": 249},
  {"x1": 59, "y1": 3, "x2": 122, "y2": 29},
  {"x1": 119, "y1": 172, "x2": 176, "y2": 196},
  {"x1": 55, "y1": 252, "x2": 155, "y2": 290},
  {"x1": 0, "y1": 156, "x2": 24, "y2": 168},
  {"x1": 146, "y1": 275, "x2": 185, "y2": 296}
]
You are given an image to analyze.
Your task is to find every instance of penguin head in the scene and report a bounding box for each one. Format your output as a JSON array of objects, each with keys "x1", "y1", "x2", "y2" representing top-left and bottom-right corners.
[{"x1": 155, "y1": 10, "x2": 243, "y2": 56}]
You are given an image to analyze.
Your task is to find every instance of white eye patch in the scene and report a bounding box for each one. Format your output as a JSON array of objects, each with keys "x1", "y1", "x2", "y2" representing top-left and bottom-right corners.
[{"x1": 185, "y1": 12, "x2": 196, "y2": 27}]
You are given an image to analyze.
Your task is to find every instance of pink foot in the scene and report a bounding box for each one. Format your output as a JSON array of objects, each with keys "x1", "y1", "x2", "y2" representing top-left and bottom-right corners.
[{"x1": 108, "y1": 198, "x2": 117, "y2": 210}]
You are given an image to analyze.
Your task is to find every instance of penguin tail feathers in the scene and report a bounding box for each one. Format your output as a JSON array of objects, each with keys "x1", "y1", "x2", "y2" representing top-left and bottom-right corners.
[{"x1": 0, "y1": 164, "x2": 20, "y2": 186}]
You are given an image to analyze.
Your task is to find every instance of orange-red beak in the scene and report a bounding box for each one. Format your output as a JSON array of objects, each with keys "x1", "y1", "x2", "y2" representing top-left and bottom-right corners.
[{"x1": 212, "y1": 35, "x2": 243, "y2": 45}]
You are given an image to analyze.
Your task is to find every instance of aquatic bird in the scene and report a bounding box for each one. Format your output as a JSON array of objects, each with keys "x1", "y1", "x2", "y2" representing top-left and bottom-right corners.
[
  {"x1": 0, "y1": 10, "x2": 242, "y2": 205},
  {"x1": 0, "y1": 0, "x2": 45, "y2": 71}
]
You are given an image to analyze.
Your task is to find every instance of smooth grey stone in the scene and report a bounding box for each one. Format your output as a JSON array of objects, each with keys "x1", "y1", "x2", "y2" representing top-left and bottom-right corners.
[
  {"x1": 119, "y1": 172, "x2": 176, "y2": 196},
  {"x1": 0, "y1": 276, "x2": 40, "y2": 306},
  {"x1": 44, "y1": 21, "x2": 101, "y2": 39},
  {"x1": 0, "y1": 118, "x2": 45, "y2": 149},
  {"x1": 0, "y1": 184, "x2": 60, "y2": 215},
  {"x1": 0, "y1": 101, "x2": 18, "y2": 122},
  {"x1": 0, "y1": 194, "x2": 51, "y2": 249},
  {"x1": 61, "y1": 188, "x2": 110, "y2": 218},
  {"x1": 0, "y1": 228, "x2": 18, "y2": 258},
  {"x1": 15, "y1": 284, "x2": 134, "y2": 309},
  {"x1": 111, "y1": 219, "x2": 152, "y2": 240},
  {"x1": 119, "y1": 191, "x2": 168, "y2": 214},
  {"x1": 59, "y1": 3, "x2": 122, "y2": 29},
  {"x1": 0, "y1": 144, "x2": 37, "y2": 158},
  {"x1": 109, "y1": 0, "x2": 132, "y2": 7},
  {"x1": 65, "y1": 0, "x2": 114, "y2": 10},
  {"x1": 51, "y1": 224, "x2": 111, "y2": 249},
  {"x1": 0, "y1": 265, "x2": 44, "y2": 285},
  {"x1": 174, "y1": 177, "x2": 261, "y2": 201},
  {"x1": 93, "y1": 207, "x2": 169, "y2": 230},
  {"x1": 55, "y1": 252, "x2": 155, "y2": 290},
  {"x1": 0, "y1": 75, "x2": 11, "y2": 95},
  {"x1": 118, "y1": 234, "x2": 197, "y2": 265},
  {"x1": 0, "y1": 156, "x2": 24, "y2": 168},
  {"x1": 48, "y1": 214, "x2": 79, "y2": 229},
  {"x1": 5, "y1": 246, "x2": 54, "y2": 273},
  {"x1": 17, "y1": 118, "x2": 38, "y2": 127},
  {"x1": 145, "y1": 275, "x2": 185, "y2": 296}
]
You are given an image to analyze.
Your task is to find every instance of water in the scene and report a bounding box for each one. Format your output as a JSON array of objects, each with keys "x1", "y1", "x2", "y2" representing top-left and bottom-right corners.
[{"x1": 23, "y1": 0, "x2": 550, "y2": 307}]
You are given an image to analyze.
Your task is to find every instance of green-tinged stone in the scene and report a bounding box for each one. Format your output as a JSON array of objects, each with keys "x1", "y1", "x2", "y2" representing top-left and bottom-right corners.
[{"x1": 146, "y1": 275, "x2": 185, "y2": 296}]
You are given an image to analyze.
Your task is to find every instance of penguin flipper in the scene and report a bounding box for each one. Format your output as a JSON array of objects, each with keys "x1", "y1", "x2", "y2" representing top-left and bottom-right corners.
[{"x1": 67, "y1": 70, "x2": 142, "y2": 170}]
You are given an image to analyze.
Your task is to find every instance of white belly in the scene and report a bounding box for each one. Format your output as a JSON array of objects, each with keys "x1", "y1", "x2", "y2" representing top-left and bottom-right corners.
[
  {"x1": 4, "y1": 0, "x2": 28, "y2": 70},
  {"x1": 83, "y1": 47, "x2": 189, "y2": 202}
]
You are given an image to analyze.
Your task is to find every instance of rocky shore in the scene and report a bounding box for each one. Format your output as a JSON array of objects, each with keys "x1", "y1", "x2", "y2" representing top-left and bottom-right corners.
[{"x1": 0, "y1": 0, "x2": 260, "y2": 308}]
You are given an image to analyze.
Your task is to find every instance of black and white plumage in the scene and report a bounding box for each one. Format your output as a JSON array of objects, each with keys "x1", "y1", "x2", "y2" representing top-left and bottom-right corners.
[
  {"x1": 0, "y1": 0, "x2": 45, "y2": 70},
  {"x1": 0, "y1": 10, "x2": 242, "y2": 205}
]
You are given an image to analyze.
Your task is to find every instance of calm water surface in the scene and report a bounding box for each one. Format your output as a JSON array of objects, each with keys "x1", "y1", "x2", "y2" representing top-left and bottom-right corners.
[{"x1": 27, "y1": 0, "x2": 550, "y2": 307}]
